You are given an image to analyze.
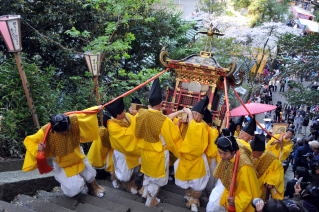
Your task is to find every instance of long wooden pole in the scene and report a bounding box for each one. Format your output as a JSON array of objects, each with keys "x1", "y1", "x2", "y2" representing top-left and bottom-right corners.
[
  {"x1": 102, "y1": 68, "x2": 170, "y2": 108},
  {"x1": 14, "y1": 52, "x2": 40, "y2": 128},
  {"x1": 223, "y1": 77, "x2": 230, "y2": 128}
]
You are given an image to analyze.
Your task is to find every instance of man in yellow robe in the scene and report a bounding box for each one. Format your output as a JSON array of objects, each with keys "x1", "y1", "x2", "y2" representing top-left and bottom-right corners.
[
  {"x1": 106, "y1": 97, "x2": 140, "y2": 194},
  {"x1": 266, "y1": 128, "x2": 294, "y2": 162},
  {"x1": 135, "y1": 78, "x2": 182, "y2": 207},
  {"x1": 174, "y1": 97, "x2": 217, "y2": 212},
  {"x1": 207, "y1": 135, "x2": 261, "y2": 212},
  {"x1": 250, "y1": 134, "x2": 285, "y2": 201},
  {"x1": 22, "y1": 107, "x2": 105, "y2": 198}
]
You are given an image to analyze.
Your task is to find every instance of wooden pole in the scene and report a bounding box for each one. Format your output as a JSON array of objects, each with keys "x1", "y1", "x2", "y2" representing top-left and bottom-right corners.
[
  {"x1": 93, "y1": 75, "x2": 103, "y2": 125},
  {"x1": 93, "y1": 75, "x2": 100, "y2": 104},
  {"x1": 14, "y1": 52, "x2": 40, "y2": 128}
]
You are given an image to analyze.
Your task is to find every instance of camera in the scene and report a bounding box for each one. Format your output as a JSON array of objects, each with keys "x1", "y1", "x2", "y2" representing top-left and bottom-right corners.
[
  {"x1": 302, "y1": 152, "x2": 313, "y2": 158},
  {"x1": 252, "y1": 198, "x2": 264, "y2": 208}
]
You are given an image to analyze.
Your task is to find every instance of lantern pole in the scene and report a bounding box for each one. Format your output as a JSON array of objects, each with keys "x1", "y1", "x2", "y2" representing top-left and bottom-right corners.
[
  {"x1": 14, "y1": 52, "x2": 40, "y2": 128},
  {"x1": 84, "y1": 52, "x2": 103, "y2": 124},
  {"x1": 0, "y1": 15, "x2": 40, "y2": 128}
]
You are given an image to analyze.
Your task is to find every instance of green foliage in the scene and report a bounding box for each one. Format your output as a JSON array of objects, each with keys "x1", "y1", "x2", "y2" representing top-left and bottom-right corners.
[
  {"x1": 283, "y1": 85, "x2": 319, "y2": 107},
  {"x1": 314, "y1": 10, "x2": 319, "y2": 22},
  {"x1": 248, "y1": 0, "x2": 288, "y2": 26},
  {"x1": 276, "y1": 33, "x2": 319, "y2": 82},
  {"x1": 199, "y1": 0, "x2": 227, "y2": 15},
  {"x1": 0, "y1": 56, "x2": 95, "y2": 158},
  {"x1": 100, "y1": 68, "x2": 172, "y2": 106},
  {"x1": 232, "y1": 0, "x2": 252, "y2": 8},
  {"x1": 0, "y1": 0, "x2": 192, "y2": 158}
]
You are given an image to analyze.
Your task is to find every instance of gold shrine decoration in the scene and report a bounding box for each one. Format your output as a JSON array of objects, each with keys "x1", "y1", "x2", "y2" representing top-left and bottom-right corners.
[{"x1": 168, "y1": 61, "x2": 229, "y2": 85}]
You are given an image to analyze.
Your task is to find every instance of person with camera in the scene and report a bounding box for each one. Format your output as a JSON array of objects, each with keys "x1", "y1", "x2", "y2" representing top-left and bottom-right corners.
[
  {"x1": 293, "y1": 137, "x2": 312, "y2": 173},
  {"x1": 293, "y1": 181, "x2": 319, "y2": 211},
  {"x1": 309, "y1": 140, "x2": 319, "y2": 161}
]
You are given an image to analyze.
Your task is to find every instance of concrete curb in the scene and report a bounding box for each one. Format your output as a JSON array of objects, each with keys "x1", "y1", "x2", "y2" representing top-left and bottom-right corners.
[{"x1": 0, "y1": 169, "x2": 58, "y2": 202}]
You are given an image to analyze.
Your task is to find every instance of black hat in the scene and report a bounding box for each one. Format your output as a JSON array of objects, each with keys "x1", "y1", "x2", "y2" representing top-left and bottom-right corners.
[
  {"x1": 131, "y1": 97, "x2": 142, "y2": 104},
  {"x1": 221, "y1": 128, "x2": 231, "y2": 136},
  {"x1": 148, "y1": 78, "x2": 162, "y2": 106},
  {"x1": 50, "y1": 114, "x2": 70, "y2": 132},
  {"x1": 235, "y1": 116, "x2": 245, "y2": 126},
  {"x1": 250, "y1": 134, "x2": 265, "y2": 151},
  {"x1": 216, "y1": 136, "x2": 239, "y2": 152},
  {"x1": 106, "y1": 97, "x2": 125, "y2": 118},
  {"x1": 242, "y1": 117, "x2": 256, "y2": 136},
  {"x1": 203, "y1": 108, "x2": 212, "y2": 124},
  {"x1": 228, "y1": 119, "x2": 236, "y2": 135},
  {"x1": 192, "y1": 96, "x2": 209, "y2": 114}
]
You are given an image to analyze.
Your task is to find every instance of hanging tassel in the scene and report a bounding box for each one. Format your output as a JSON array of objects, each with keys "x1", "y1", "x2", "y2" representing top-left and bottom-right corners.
[
  {"x1": 36, "y1": 124, "x2": 53, "y2": 174},
  {"x1": 227, "y1": 205, "x2": 236, "y2": 212},
  {"x1": 36, "y1": 150, "x2": 53, "y2": 174}
]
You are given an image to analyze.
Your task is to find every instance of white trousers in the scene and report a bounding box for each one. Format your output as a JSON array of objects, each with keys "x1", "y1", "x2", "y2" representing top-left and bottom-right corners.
[
  {"x1": 53, "y1": 156, "x2": 96, "y2": 197},
  {"x1": 113, "y1": 150, "x2": 134, "y2": 182},
  {"x1": 206, "y1": 179, "x2": 226, "y2": 212},
  {"x1": 142, "y1": 150, "x2": 169, "y2": 197},
  {"x1": 174, "y1": 154, "x2": 210, "y2": 191}
]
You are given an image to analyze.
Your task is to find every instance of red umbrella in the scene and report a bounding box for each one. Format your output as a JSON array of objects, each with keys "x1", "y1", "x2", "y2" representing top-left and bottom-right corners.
[{"x1": 229, "y1": 102, "x2": 277, "y2": 117}]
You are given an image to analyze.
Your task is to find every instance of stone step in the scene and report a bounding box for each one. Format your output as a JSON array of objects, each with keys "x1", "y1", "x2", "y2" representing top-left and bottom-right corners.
[
  {"x1": 12, "y1": 194, "x2": 74, "y2": 212},
  {"x1": 35, "y1": 184, "x2": 190, "y2": 212},
  {"x1": 35, "y1": 190, "x2": 128, "y2": 212},
  {"x1": 0, "y1": 159, "x2": 24, "y2": 172},
  {"x1": 1, "y1": 168, "x2": 207, "y2": 212},
  {"x1": 0, "y1": 199, "x2": 35, "y2": 212},
  {"x1": 99, "y1": 179, "x2": 204, "y2": 212},
  {"x1": 0, "y1": 169, "x2": 58, "y2": 202}
]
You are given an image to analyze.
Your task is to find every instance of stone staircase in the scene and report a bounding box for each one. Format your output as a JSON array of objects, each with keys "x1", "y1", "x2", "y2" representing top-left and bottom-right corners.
[{"x1": 0, "y1": 160, "x2": 208, "y2": 212}]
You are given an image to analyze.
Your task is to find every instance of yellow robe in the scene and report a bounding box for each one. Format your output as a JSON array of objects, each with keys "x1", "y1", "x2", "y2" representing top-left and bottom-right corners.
[
  {"x1": 234, "y1": 130, "x2": 240, "y2": 138},
  {"x1": 236, "y1": 138, "x2": 252, "y2": 154},
  {"x1": 220, "y1": 164, "x2": 261, "y2": 212},
  {"x1": 266, "y1": 134, "x2": 293, "y2": 162},
  {"x1": 108, "y1": 113, "x2": 140, "y2": 169},
  {"x1": 22, "y1": 109, "x2": 99, "y2": 177},
  {"x1": 253, "y1": 152, "x2": 285, "y2": 200},
  {"x1": 137, "y1": 109, "x2": 182, "y2": 178},
  {"x1": 86, "y1": 126, "x2": 114, "y2": 172},
  {"x1": 175, "y1": 120, "x2": 209, "y2": 181},
  {"x1": 205, "y1": 126, "x2": 220, "y2": 163}
]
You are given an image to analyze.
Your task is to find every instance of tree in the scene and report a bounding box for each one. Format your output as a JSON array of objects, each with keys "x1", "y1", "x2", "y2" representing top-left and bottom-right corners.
[
  {"x1": 0, "y1": 0, "x2": 193, "y2": 157},
  {"x1": 276, "y1": 33, "x2": 319, "y2": 107},
  {"x1": 276, "y1": 33, "x2": 319, "y2": 83},
  {"x1": 248, "y1": 0, "x2": 289, "y2": 26}
]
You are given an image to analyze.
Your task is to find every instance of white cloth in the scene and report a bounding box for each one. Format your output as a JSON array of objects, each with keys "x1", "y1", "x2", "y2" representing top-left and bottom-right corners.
[
  {"x1": 113, "y1": 150, "x2": 134, "y2": 182},
  {"x1": 206, "y1": 179, "x2": 226, "y2": 212},
  {"x1": 142, "y1": 150, "x2": 169, "y2": 197},
  {"x1": 205, "y1": 158, "x2": 218, "y2": 193},
  {"x1": 174, "y1": 154, "x2": 210, "y2": 191},
  {"x1": 53, "y1": 157, "x2": 96, "y2": 197}
]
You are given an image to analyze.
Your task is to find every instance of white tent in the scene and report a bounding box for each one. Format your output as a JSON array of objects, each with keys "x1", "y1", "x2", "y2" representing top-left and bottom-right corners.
[
  {"x1": 298, "y1": 18, "x2": 319, "y2": 33},
  {"x1": 292, "y1": 6, "x2": 315, "y2": 20}
]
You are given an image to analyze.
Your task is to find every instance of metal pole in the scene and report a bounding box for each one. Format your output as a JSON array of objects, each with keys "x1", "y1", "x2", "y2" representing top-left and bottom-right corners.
[{"x1": 14, "y1": 52, "x2": 40, "y2": 128}]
